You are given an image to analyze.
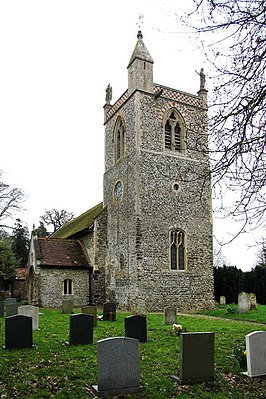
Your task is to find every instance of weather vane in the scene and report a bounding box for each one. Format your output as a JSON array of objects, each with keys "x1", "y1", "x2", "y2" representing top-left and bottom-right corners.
[{"x1": 137, "y1": 13, "x2": 144, "y2": 31}]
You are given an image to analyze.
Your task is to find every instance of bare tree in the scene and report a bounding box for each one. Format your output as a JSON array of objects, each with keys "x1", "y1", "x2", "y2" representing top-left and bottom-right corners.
[
  {"x1": 0, "y1": 171, "x2": 25, "y2": 231},
  {"x1": 40, "y1": 208, "x2": 75, "y2": 232},
  {"x1": 185, "y1": 0, "x2": 266, "y2": 233}
]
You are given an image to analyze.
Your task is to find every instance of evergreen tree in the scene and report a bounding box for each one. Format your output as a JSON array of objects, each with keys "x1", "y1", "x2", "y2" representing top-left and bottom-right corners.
[
  {"x1": 11, "y1": 219, "x2": 30, "y2": 267},
  {"x1": 0, "y1": 238, "x2": 17, "y2": 291}
]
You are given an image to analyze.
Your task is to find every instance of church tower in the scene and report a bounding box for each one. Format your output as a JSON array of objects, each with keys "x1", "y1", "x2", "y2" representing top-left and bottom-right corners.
[{"x1": 103, "y1": 32, "x2": 213, "y2": 311}]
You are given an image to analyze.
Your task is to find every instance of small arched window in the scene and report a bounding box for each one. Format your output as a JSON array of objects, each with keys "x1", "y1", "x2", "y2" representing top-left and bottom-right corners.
[
  {"x1": 164, "y1": 110, "x2": 184, "y2": 152},
  {"x1": 114, "y1": 117, "x2": 125, "y2": 163},
  {"x1": 170, "y1": 230, "x2": 186, "y2": 271},
  {"x1": 63, "y1": 278, "x2": 73, "y2": 295}
]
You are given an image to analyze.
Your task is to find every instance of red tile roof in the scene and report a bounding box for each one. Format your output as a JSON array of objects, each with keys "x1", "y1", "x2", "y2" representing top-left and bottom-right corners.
[
  {"x1": 37, "y1": 238, "x2": 90, "y2": 268},
  {"x1": 16, "y1": 268, "x2": 28, "y2": 280}
]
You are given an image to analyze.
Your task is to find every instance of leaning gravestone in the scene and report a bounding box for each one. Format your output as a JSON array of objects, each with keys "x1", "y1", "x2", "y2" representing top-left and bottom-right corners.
[
  {"x1": 164, "y1": 306, "x2": 177, "y2": 325},
  {"x1": 82, "y1": 305, "x2": 97, "y2": 327},
  {"x1": 18, "y1": 305, "x2": 39, "y2": 330},
  {"x1": 244, "y1": 331, "x2": 266, "y2": 377},
  {"x1": 5, "y1": 303, "x2": 18, "y2": 317},
  {"x1": 125, "y1": 315, "x2": 147, "y2": 342},
  {"x1": 238, "y1": 292, "x2": 249, "y2": 314},
  {"x1": 66, "y1": 313, "x2": 94, "y2": 345},
  {"x1": 4, "y1": 315, "x2": 34, "y2": 349},
  {"x1": 171, "y1": 332, "x2": 215, "y2": 384},
  {"x1": 92, "y1": 337, "x2": 143, "y2": 397},
  {"x1": 220, "y1": 296, "x2": 226, "y2": 305},
  {"x1": 62, "y1": 298, "x2": 73, "y2": 314},
  {"x1": 0, "y1": 301, "x2": 4, "y2": 317},
  {"x1": 103, "y1": 302, "x2": 116, "y2": 321},
  {"x1": 248, "y1": 293, "x2": 257, "y2": 310}
]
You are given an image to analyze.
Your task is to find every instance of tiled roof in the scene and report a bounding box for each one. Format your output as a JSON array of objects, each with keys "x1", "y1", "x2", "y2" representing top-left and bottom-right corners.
[
  {"x1": 38, "y1": 238, "x2": 90, "y2": 268},
  {"x1": 51, "y1": 202, "x2": 104, "y2": 239},
  {"x1": 16, "y1": 268, "x2": 28, "y2": 280}
]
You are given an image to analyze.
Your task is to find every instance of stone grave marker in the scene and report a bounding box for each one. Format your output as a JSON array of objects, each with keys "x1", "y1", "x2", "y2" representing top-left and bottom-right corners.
[
  {"x1": 5, "y1": 298, "x2": 17, "y2": 305},
  {"x1": 5, "y1": 302, "x2": 18, "y2": 317},
  {"x1": 103, "y1": 302, "x2": 116, "y2": 321},
  {"x1": 66, "y1": 313, "x2": 94, "y2": 345},
  {"x1": 244, "y1": 331, "x2": 266, "y2": 377},
  {"x1": 18, "y1": 305, "x2": 39, "y2": 330},
  {"x1": 125, "y1": 315, "x2": 147, "y2": 342},
  {"x1": 62, "y1": 298, "x2": 73, "y2": 314},
  {"x1": 4, "y1": 315, "x2": 34, "y2": 349},
  {"x1": 171, "y1": 332, "x2": 214, "y2": 384},
  {"x1": 248, "y1": 293, "x2": 257, "y2": 310},
  {"x1": 82, "y1": 305, "x2": 97, "y2": 327},
  {"x1": 0, "y1": 301, "x2": 4, "y2": 317},
  {"x1": 219, "y1": 296, "x2": 226, "y2": 305},
  {"x1": 164, "y1": 306, "x2": 177, "y2": 325},
  {"x1": 238, "y1": 292, "x2": 249, "y2": 314},
  {"x1": 132, "y1": 298, "x2": 146, "y2": 315},
  {"x1": 92, "y1": 337, "x2": 142, "y2": 397}
]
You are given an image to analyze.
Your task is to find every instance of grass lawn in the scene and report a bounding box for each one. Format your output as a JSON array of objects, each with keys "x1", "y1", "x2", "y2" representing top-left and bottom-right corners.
[{"x1": 0, "y1": 308, "x2": 266, "y2": 399}]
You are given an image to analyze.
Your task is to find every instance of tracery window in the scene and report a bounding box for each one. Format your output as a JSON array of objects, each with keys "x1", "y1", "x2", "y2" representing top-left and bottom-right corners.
[
  {"x1": 164, "y1": 110, "x2": 184, "y2": 152},
  {"x1": 114, "y1": 117, "x2": 125, "y2": 163},
  {"x1": 63, "y1": 278, "x2": 73, "y2": 295},
  {"x1": 170, "y1": 230, "x2": 186, "y2": 271}
]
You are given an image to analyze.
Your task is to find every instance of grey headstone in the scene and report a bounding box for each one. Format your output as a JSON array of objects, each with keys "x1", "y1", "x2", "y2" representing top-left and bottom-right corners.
[
  {"x1": 0, "y1": 301, "x2": 4, "y2": 317},
  {"x1": 219, "y1": 296, "x2": 226, "y2": 305},
  {"x1": 67, "y1": 313, "x2": 94, "y2": 345},
  {"x1": 5, "y1": 298, "x2": 17, "y2": 305},
  {"x1": 244, "y1": 331, "x2": 266, "y2": 377},
  {"x1": 103, "y1": 302, "x2": 116, "y2": 321},
  {"x1": 172, "y1": 332, "x2": 214, "y2": 384},
  {"x1": 92, "y1": 337, "x2": 142, "y2": 397},
  {"x1": 125, "y1": 315, "x2": 147, "y2": 342},
  {"x1": 248, "y1": 293, "x2": 257, "y2": 310},
  {"x1": 18, "y1": 305, "x2": 39, "y2": 330},
  {"x1": 4, "y1": 315, "x2": 33, "y2": 349},
  {"x1": 62, "y1": 298, "x2": 73, "y2": 314},
  {"x1": 132, "y1": 298, "x2": 146, "y2": 316},
  {"x1": 238, "y1": 292, "x2": 249, "y2": 314},
  {"x1": 5, "y1": 303, "x2": 18, "y2": 317},
  {"x1": 82, "y1": 305, "x2": 97, "y2": 326},
  {"x1": 164, "y1": 306, "x2": 177, "y2": 324}
]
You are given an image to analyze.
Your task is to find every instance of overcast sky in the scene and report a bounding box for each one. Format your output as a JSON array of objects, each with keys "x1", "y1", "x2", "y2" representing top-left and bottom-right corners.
[{"x1": 0, "y1": 0, "x2": 263, "y2": 271}]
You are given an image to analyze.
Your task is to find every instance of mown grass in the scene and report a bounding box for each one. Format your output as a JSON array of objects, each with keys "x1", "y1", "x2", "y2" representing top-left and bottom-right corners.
[
  {"x1": 197, "y1": 304, "x2": 266, "y2": 324},
  {"x1": 0, "y1": 308, "x2": 266, "y2": 399}
]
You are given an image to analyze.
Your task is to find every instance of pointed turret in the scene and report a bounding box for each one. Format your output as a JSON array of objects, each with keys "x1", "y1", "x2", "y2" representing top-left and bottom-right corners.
[{"x1": 127, "y1": 31, "x2": 154, "y2": 95}]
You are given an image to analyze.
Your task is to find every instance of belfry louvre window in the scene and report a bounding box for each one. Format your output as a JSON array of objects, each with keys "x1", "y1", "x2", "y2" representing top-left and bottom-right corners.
[
  {"x1": 63, "y1": 278, "x2": 73, "y2": 295},
  {"x1": 170, "y1": 230, "x2": 186, "y2": 271},
  {"x1": 164, "y1": 111, "x2": 182, "y2": 151},
  {"x1": 114, "y1": 117, "x2": 125, "y2": 163}
]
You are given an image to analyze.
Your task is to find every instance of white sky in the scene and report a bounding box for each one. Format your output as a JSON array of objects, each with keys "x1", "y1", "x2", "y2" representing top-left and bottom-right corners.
[{"x1": 0, "y1": 0, "x2": 263, "y2": 271}]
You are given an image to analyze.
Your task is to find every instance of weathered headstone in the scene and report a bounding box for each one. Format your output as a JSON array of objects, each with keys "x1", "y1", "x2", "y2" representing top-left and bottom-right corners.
[
  {"x1": 18, "y1": 305, "x2": 39, "y2": 330},
  {"x1": 219, "y1": 296, "x2": 226, "y2": 305},
  {"x1": 62, "y1": 298, "x2": 73, "y2": 314},
  {"x1": 132, "y1": 298, "x2": 146, "y2": 316},
  {"x1": 164, "y1": 306, "x2": 177, "y2": 324},
  {"x1": 66, "y1": 313, "x2": 94, "y2": 345},
  {"x1": 82, "y1": 305, "x2": 97, "y2": 327},
  {"x1": 171, "y1": 332, "x2": 214, "y2": 384},
  {"x1": 5, "y1": 298, "x2": 17, "y2": 305},
  {"x1": 0, "y1": 301, "x2": 4, "y2": 317},
  {"x1": 244, "y1": 331, "x2": 266, "y2": 377},
  {"x1": 248, "y1": 293, "x2": 257, "y2": 310},
  {"x1": 103, "y1": 302, "x2": 116, "y2": 321},
  {"x1": 92, "y1": 337, "x2": 142, "y2": 397},
  {"x1": 5, "y1": 303, "x2": 18, "y2": 317},
  {"x1": 238, "y1": 292, "x2": 249, "y2": 314},
  {"x1": 125, "y1": 315, "x2": 147, "y2": 342},
  {"x1": 4, "y1": 315, "x2": 33, "y2": 349}
]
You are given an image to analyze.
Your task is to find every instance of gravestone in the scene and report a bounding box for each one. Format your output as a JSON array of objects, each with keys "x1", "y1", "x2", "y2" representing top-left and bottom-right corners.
[
  {"x1": 244, "y1": 331, "x2": 266, "y2": 377},
  {"x1": 238, "y1": 292, "x2": 249, "y2": 314},
  {"x1": 171, "y1": 332, "x2": 214, "y2": 384},
  {"x1": 103, "y1": 302, "x2": 116, "y2": 321},
  {"x1": 92, "y1": 337, "x2": 142, "y2": 397},
  {"x1": 5, "y1": 303, "x2": 18, "y2": 317},
  {"x1": 67, "y1": 313, "x2": 94, "y2": 345},
  {"x1": 82, "y1": 305, "x2": 97, "y2": 326},
  {"x1": 125, "y1": 315, "x2": 147, "y2": 342},
  {"x1": 132, "y1": 298, "x2": 146, "y2": 316},
  {"x1": 248, "y1": 293, "x2": 257, "y2": 310},
  {"x1": 5, "y1": 298, "x2": 17, "y2": 305},
  {"x1": 4, "y1": 315, "x2": 34, "y2": 349},
  {"x1": 18, "y1": 305, "x2": 39, "y2": 330},
  {"x1": 62, "y1": 298, "x2": 73, "y2": 314},
  {"x1": 164, "y1": 306, "x2": 177, "y2": 324},
  {"x1": 0, "y1": 301, "x2": 4, "y2": 317},
  {"x1": 219, "y1": 296, "x2": 226, "y2": 305}
]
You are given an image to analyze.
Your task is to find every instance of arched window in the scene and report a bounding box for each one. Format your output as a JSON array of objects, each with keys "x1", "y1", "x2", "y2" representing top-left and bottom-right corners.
[
  {"x1": 164, "y1": 110, "x2": 184, "y2": 152},
  {"x1": 114, "y1": 117, "x2": 125, "y2": 163},
  {"x1": 170, "y1": 230, "x2": 186, "y2": 271},
  {"x1": 63, "y1": 278, "x2": 73, "y2": 295}
]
